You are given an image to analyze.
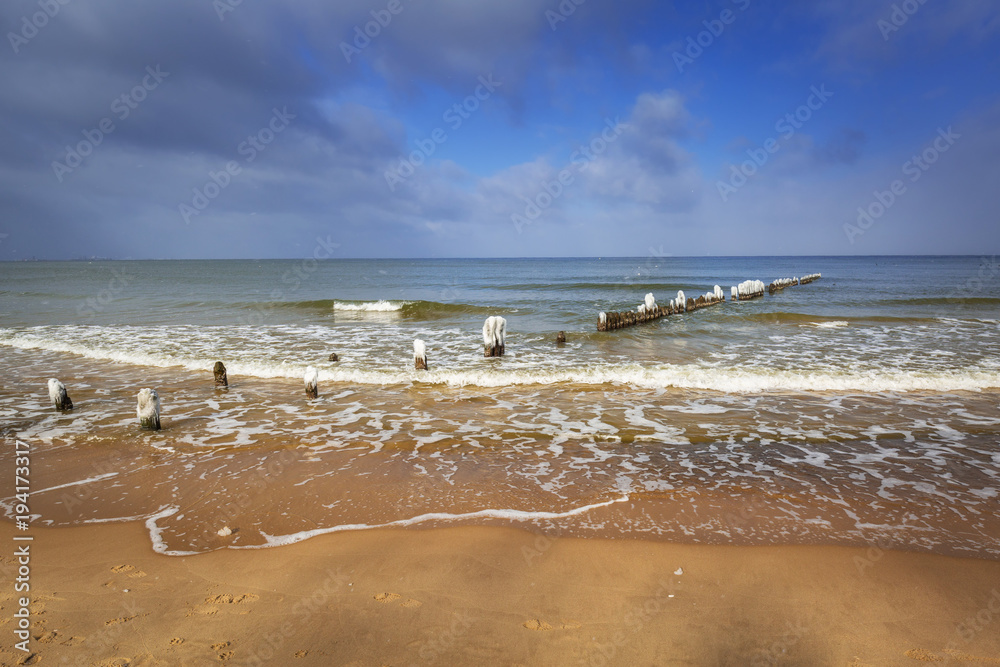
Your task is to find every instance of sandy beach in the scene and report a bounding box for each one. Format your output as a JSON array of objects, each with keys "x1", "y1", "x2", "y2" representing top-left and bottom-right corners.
[{"x1": 3, "y1": 520, "x2": 1000, "y2": 666}]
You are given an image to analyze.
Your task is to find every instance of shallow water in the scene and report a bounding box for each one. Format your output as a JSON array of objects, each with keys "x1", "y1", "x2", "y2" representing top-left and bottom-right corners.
[{"x1": 1, "y1": 257, "x2": 998, "y2": 556}]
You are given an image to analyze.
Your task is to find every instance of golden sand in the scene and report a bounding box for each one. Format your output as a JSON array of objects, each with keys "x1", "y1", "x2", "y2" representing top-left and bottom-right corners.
[{"x1": 2, "y1": 521, "x2": 1000, "y2": 666}]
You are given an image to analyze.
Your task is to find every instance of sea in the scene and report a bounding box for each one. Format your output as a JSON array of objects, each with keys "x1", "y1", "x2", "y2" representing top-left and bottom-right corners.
[{"x1": 1, "y1": 256, "x2": 998, "y2": 558}]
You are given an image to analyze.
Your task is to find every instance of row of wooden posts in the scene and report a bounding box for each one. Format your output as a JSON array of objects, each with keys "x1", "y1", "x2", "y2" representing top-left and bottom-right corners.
[
  {"x1": 43, "y1": 316, "x2": 570, "y2": 428},
  {"x1": 598, "y1": 275, "x2": 821, "y2": 331},
  {"x1": 44, "y1": 277, "x2": 821, "y2": 426}
]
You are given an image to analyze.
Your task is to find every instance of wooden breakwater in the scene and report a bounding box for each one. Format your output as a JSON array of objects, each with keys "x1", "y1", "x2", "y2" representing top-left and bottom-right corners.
[
  {"x1": 767, "y1": 274, "x2": 822, "y2": 294},
  {"x1": 732, "y1": 279, "x2": 766, "y2": 302},
  {"x1": 597, "y1": 274, "x2": 822, "y2": 331},
  {"x1": 598, "y1": 287, "x2": 726, "y2": 331}
]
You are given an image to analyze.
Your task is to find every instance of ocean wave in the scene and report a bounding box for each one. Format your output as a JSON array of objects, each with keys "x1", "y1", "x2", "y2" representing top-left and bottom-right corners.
[
  {"x1": 250, "y1": 298, "x2": 498, "y2": 319},
  {"x1": 739, "y1": 311, "x2": 940, "y2": 325},
  {"x1": 2, "y1": 329, "x2": 997, "y2": 392},
  {"x1": 334, "y1": 299, "x2": 405, "y2": 312},
  {"x1": 875, "y1": 296, "x2": 1000, "y2": 307}
]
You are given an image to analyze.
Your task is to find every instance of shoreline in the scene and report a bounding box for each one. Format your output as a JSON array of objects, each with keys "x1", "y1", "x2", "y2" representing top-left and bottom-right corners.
[{"x1": 3, "y1": 521, "x2": 1000, "y2": 665}]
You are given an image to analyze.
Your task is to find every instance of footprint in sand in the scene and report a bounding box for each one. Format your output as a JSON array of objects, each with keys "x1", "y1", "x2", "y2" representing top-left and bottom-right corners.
[
  {"x1": 921, "y1": 648, "x2": 1000, "y2": 664},
  {"x1": 105, "y1": 614, "x2": 139, "y2": 626},
  {"x1": 206, "y1": 594, "x2": 259, "y2": 604},
  {"x1": 62, "y1": 636, "x2": 85, "y2": 646},
  {"x1": 523, "y1": 619, "x2": 581, "y2": 631},
  {"x1": 170, "y1": 637, "x2": 185, "y2": 646},
  {"x1": 212, "y1": 642, "x2": 230, "y2": 651},
  {"x1": 218, "y1": 650, "x2": 235, "y2": 661},
  {"x1": 189, "y1": 607, "x2": 218, "y2": 616},
  {"x1": 374, "y1": 592, "x2": 422, "y2": 608},
  {"x1": 294, "y1": 650, "x2": 309, "y2": 658},
  {"x1": 35, "y1": 630, "x2": 58, "y2": 643}
]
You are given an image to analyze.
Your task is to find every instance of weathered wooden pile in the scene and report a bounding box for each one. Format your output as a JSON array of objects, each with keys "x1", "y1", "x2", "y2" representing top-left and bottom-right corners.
[
  {"x1": 732, "y1": 279, "x2": 766, "y2": 302},
  {"x1": 598, "y1": 273, "x2": 823, "y2": 331},
  {"x1": 41, "y1": 273, "x2": 826, "y2": 428},
  {"x1": 768, "y1": 277, "x2": 799, "y2": 294},
  {"x1": 686, "y1": 285, "x2": 727, "y2": 312}
]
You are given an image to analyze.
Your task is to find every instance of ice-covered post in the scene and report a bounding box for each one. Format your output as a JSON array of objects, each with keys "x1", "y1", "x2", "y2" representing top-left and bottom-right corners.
[
  {"x1": 414, "y1": 339, "x2": 428, "y2": 370},
  {"x1": 137, "y1": 388, "x2": 160, "y2": 430},
  {"x1": 483, "y1": 317, "x2": 495, "y2": 356},
  {"x1": 304, "y1": 366, "x2": 319, "y2": 398},
  {"x1": 47, "y1": 378, "x2": 73, "y2": 411},
  {"x1": 213, "y1": 361, "x2": 228, "y2": 387},
  {"x1": 483, "y1": 316, "x2": 507, "y2": 357}
]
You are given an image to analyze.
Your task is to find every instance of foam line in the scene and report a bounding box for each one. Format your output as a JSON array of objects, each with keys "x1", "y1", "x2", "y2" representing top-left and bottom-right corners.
[
  {"x1": 33, "y1": 472, "x2": 119, "y2": 495},
  {"x1": 233, "y1": 494, "x2": 632, "y2": 550},
  {"x1": 146, "y1": 506, "x2": 200, "y2": 556}
]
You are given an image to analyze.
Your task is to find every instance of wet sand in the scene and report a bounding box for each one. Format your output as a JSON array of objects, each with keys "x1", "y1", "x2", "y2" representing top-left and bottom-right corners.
[{"x1": 3, "y1": 520, "x2": 1000, "y2": 666}]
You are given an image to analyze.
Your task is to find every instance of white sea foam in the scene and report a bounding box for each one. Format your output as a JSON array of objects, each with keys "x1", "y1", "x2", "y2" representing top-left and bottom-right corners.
[
  {"x1": 332, "y1": 300, "x2": 406, "y2": 312},
  {"x1": 34, "y1": 472, "x2": 119, "y2": 495},
  {"x1": 809, "y1": 321, "x2": 849, "y2": 328},
  {"x1": 145, "y1": 506, "x2": 200, "y2": 556},
  {"x1": 236, "y1": 495, "x2": 631, "y2": 550},
  {"x1": 3, "y1": 325, "x2": 999, "y2": 393}
]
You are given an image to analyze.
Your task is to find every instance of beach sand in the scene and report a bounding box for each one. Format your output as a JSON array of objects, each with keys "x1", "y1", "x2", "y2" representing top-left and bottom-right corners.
[{"x1": 2, "y1": 521, "x2": 999, "y2": 666}]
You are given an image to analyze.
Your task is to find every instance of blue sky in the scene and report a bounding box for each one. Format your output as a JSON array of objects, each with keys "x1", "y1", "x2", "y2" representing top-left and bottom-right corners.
[{"x1": 1, "y1": 0, "x2": 998, "y2": 258}]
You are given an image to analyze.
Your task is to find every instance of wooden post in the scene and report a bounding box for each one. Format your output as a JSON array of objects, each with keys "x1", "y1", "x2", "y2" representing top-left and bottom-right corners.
[
  {"x1": 137, "y1": 388, "x2": 160, "y2": 430},
  {"x1": 483, "y1": 316, "x2": 507, "y2": 357},
  {"x1": 414, "y1": 339, "x2": 428, "y2": 370},
  {"x1": 47, "y1": 378, "x2": 73, "y2": 411},
  {"x1": 213, "y1": 361, "x2": 228, "y2": 387},
  {"x1": 304, "y1": 366, "x2": 319, "y2": 398}
]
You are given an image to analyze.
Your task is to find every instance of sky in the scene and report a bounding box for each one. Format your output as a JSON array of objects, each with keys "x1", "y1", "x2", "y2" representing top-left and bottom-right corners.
[{"x1": 1, "y1": 0, "x2": 999, "y2": 259}]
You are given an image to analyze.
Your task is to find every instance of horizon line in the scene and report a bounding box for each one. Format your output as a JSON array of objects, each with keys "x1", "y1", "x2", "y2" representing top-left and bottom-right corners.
[{"x1": 1, "y1": 253, "x2": 996, "y2": 262}]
